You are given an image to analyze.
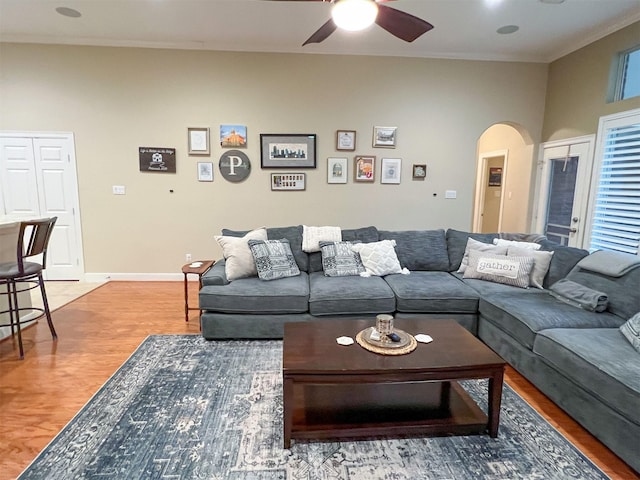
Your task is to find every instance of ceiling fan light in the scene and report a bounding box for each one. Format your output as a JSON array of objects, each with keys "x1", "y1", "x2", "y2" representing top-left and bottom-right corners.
[{"x1": 331, "y1": 0, "x2": 379, "y2": 32}]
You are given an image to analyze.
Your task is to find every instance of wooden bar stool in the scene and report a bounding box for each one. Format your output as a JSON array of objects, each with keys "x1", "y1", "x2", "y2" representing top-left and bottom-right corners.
[{"x1": 0, "y1": 217, "x2": 58, "y2": 359}]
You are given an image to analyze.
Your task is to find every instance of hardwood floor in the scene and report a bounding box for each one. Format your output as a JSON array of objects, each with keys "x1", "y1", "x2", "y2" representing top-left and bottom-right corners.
[{"x1": 0, "y1": 281, "x2": 637, "y2": 479}]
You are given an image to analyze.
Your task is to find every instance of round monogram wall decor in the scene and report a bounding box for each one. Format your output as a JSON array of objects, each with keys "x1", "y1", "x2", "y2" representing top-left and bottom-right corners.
[{"x1": 219, "y1": 150, "x2": 251, "y2": 182}]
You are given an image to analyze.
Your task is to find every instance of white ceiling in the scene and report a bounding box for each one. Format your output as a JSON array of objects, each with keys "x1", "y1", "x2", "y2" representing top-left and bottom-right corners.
[{"x1": 1, "y1": 0, "x2": 639, "y2": 63}]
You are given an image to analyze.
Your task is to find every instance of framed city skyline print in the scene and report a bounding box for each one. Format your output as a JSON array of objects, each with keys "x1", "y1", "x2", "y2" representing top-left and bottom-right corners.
[{"x1": 260, "y1": 133, "x2": 317, "y2": 168}]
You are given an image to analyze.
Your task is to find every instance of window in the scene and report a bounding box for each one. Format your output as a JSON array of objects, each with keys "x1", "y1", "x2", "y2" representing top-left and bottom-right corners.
[
  {"x1": 587, "y1": 109, "x2": 640, "y2": 255},
  {"x1": 614, "y1": 46, "x2": 640, "y2": 101}
]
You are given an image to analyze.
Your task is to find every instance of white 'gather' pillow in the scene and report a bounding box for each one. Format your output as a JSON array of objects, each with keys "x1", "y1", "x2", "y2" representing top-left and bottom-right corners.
[
  {"x1": 458, "y1": 238, "x2": 508, "y2": 274},
  {"x1": 493, "y1": 238, "x2": 542, "y2": 250}
]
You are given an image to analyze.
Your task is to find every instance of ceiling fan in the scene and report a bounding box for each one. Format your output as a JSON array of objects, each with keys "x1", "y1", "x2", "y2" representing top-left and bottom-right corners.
[{"x1": 271, "y1": 0, "x2": 434, "y2": 46}]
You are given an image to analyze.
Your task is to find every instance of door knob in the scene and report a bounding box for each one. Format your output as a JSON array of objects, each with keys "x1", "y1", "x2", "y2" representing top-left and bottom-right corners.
[{"x1": 569, "y1": 228, "x2": 577, "y2": 233}]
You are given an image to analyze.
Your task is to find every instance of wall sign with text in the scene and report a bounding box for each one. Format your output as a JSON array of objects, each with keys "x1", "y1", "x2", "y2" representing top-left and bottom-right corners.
[
  {"x1": 139, "y1": 147, "x2": 176, "y2": 173},
  {"x1": 219, "y1": 150, "x2": 251, "y2": 182}
]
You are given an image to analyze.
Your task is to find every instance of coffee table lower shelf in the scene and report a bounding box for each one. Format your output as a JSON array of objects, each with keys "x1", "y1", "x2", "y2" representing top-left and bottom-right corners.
[{"x1": 285, "y1": 381, "x2": 488, "y2": 447}]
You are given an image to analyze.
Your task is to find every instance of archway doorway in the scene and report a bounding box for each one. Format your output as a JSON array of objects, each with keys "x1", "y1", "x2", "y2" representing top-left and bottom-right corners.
[{"x1": 473, "y1": 123, "x2": 535, "y2": 233}]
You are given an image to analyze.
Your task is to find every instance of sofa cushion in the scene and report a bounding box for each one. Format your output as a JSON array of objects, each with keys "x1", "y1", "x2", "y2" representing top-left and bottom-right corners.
[
  {"x1": 215, "y1": 227, "x2": 268, "y2": 281},
  {"x1": 384, "y1": 271, "x2": 479, "y2": 313},
  {"x1": 309, "y1": 226, "x2": 379, "y2": 273},
  {"x1": 308, "y1": 271, "x2": 395, "y2": 316},
  {"x1": 202, "y1": 260, "x2": 229, "y2": 286},
  {"x1": 537, "y1": 240, "x2": 588, "y2": 288},
  {"x1": 463, "y1": 251, "x2": 535, "y2": 289},
  {"x1": 620, "y1": 312, "x2": 640, "y2": 352},
  {"x1": 320, "y1": 241, "x2": 365, "y2": 277},
  {"x1": 351, "y1": 240, "x2": 403, "y2": 276},
  {"x1": 479, "y1": 293, "x2": 625, "y2": 349},
  {"x1": 454, "y1": 272, "x2": 546, "y2": 297},
  {"x1": 248, "y1": 239, "x2": 300, "y2": 281},
  {"x1": 199, "y1": 272, "x2": 309, "y2": 314},
  {"x1": 378, "y1": 229, "x2": 449, "y2": 271},
  {"x1": 223, "y1": 225, "x2": 308, "y2": 272},
  {"x1": 446, "y1": 229, "x2": 499, "y2": 272},
  {"x1": 533, "y1": 328, "x2": 640, "y2": 423}
]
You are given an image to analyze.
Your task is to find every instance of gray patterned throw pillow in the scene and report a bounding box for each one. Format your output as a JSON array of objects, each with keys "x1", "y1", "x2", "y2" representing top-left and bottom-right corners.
[
  {"x1": 620, "y1": 312, "x2": 640, "y2": 353},
  {"x1": 320, "y1": 241, "x2": 365, "y2": 277},
  {"x1": 248, "y1": 239, "x2": 300, "y2": 281}
]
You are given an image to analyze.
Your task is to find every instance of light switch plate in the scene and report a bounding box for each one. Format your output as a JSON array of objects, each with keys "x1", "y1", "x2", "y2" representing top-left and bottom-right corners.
[
  {"x1": 112, "y1": 185, "x2": 126, "y2": 195},
  {"x1": 445, "y1": 190, "x2": 457, "y2": 199}
]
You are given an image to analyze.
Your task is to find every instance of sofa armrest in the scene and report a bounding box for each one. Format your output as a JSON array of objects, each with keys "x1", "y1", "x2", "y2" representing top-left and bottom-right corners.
[{"x1": 202, "y1": 260, "x2": 229, "y2": 286}]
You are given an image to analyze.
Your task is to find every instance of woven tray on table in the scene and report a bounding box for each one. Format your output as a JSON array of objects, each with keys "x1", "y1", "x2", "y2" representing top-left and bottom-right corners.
[{"x1": 355, "y1": 327, "x2": 417, "y2": 355}]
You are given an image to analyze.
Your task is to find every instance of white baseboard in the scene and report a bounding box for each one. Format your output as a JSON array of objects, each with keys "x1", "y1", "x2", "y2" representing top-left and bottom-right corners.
[{"x1": 84, "y1": 273, "x2": 185, "y2": 282}]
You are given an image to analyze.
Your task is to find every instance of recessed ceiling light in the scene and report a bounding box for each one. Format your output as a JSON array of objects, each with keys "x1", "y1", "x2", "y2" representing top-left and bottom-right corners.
[
  {"x1": 55, "y1": 7, "x2": 82, "y2": 18},
  {"x1": 497, "y1": 25, "x2": 519, "y2": 35}
]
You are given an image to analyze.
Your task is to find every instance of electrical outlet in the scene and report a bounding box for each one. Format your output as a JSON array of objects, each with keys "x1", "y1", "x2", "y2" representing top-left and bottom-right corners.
[
  {"x1": 186, "y1": 253, "x2": 192, "y2": 262},
  {"x1": 112, "y1": 185, "x2": 126, "y2": 195}
]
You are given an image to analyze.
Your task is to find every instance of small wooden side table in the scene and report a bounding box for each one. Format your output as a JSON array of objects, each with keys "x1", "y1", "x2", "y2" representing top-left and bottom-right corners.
[{"x1": 182, "y1": 260, "x2": 214, "y2": 323}]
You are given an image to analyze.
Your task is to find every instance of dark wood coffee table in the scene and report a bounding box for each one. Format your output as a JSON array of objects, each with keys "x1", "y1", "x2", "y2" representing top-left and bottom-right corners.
[{"x1": 282, "y1": 318, "x2": 506, "y2": 448}]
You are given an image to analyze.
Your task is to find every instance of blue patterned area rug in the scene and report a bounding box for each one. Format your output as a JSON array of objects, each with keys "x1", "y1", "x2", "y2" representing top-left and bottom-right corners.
[{"x1": 19, "y1": 335, "x2": 608, "y2": 480}]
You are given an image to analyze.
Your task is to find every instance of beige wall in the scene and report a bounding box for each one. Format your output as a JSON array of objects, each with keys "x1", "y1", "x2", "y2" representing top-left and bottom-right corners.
[
  {"x1": 543, "y1": 21, "x2": 640, "y2": 141},
  {"x1": 477, "y1": 124, "x2": 535, "y2": 232},
  {"x1": 0, "y1": 43, "x2": 548, "y2": 274}
]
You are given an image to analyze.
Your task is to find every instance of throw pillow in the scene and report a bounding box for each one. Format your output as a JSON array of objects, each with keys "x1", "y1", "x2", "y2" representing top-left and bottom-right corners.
[
  {"x1": 457, "y1": 238, "x2": 508, "y2": 274},
  {"x1": 464, "y1": 250, "x2": 535, "y2": 289},
  {"x1": 493, "y1": 238, "x2": 541, "y2": 250},
  {"x1": 302, "y1": 225, "x2": 342, "y2": 253},
  {"x1": 248, "y1": 239, "x2": 300, "y2": 281},
  {"x1": 351, "y1": 240, "x2": 405, "y2": 277},
  {"x1": 320, "y1": 241, "x2": 365, "y2": 277},
  {"x1": 508, "y1": 246, "x2": 554, "y2": 289},
  {"x1": 214, "y1": 227, "x2": 267, "y2": 281},
  {"x1": 620, "y1": 312, "x2": 640, "y2": 353}
]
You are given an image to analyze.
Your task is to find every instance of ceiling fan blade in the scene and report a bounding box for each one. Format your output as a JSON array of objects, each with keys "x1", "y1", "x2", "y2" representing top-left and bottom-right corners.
[
  {"x1": 375, "y1": 4, "x2": 434, "y2": 42},
  {"x1": 302, "y1": 18, "x2": 338, "y2": 45}
]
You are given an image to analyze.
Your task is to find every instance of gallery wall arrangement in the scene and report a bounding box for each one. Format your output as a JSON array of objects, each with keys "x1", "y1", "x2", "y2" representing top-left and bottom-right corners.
[{"x1": 157, "y1": 125, "x2": 418, "y2": 189}]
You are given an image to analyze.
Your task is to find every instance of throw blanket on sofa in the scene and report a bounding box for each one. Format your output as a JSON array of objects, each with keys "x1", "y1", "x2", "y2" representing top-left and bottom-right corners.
[
  {"x1": 575, "y1": 250, "x2": 640, "y2": 277},
  {"x1": 549, "y1": 279, "x2": 609, "y2": 312}
]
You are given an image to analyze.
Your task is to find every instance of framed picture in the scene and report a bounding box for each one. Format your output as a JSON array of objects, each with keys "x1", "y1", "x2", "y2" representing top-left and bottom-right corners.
[
  {"x1": 336, "y1": 130, "x2": 356, "y2": 151},
  {"x1": 188, "y1": 127, "x2": 210, "y2": 155},
  {"x1": 489, "y1": 167, "x2": 503, "y2": 186},
  {"x1": 381, "y1": 158, "x2": 402, "y2": 184},
  {"x1": 260, "y1": 134, "x2": 316, "y2": 168},
  {"x1": 220, "y1": 125, "x2": 247, "y2": 148},
  {"x1": 271, "y1": 173, "x2": 306, "y2": 191},
  {"x1": 354, "y1": 155, "x2": 375, "y2": 182},
  {"x1": 373, "y1": 126, "x2": 397, "y2": 148},
  {"x1": 412, "y1": 164, "x2": 427, "y2": 180},
  {"x1": 327, "y1": 157, "x2": 348, "y2": 184},
  {"x1": 197, "y1": 162, "x2": 213, "y2": 182}
]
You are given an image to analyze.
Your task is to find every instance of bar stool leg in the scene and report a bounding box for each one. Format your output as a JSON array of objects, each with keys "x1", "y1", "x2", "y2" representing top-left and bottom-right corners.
[
  {"x1": 10, "y1": 281, "x2": 24, "y2": 359},
  {"x1": 38, "y1": 274, "x2": 57, "y2": 339}
]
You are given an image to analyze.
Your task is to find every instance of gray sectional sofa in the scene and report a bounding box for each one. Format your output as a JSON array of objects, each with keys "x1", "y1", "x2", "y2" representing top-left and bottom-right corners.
[{"x1": 199, "y1": 225, "x2": 640, "y2": 472}]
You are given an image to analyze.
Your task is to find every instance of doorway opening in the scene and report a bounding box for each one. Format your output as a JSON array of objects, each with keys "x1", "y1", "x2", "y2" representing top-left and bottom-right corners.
[{"x1": 473, "y1": 123, "x2": 535, "y2": 234}]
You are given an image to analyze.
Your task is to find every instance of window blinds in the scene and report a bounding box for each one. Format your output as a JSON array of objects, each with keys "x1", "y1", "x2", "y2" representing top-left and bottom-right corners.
[{"x1": 589, "y1": 120, "x2": 640, "y2": 255}]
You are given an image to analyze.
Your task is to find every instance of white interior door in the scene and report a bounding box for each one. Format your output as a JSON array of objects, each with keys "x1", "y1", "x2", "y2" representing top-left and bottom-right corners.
[
  {"x1": 0, "y1": 133, "x2": 84, "y2": 280},
  {"x1": 535, "y1": 137, "x2": 595, "y2": 248}
]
